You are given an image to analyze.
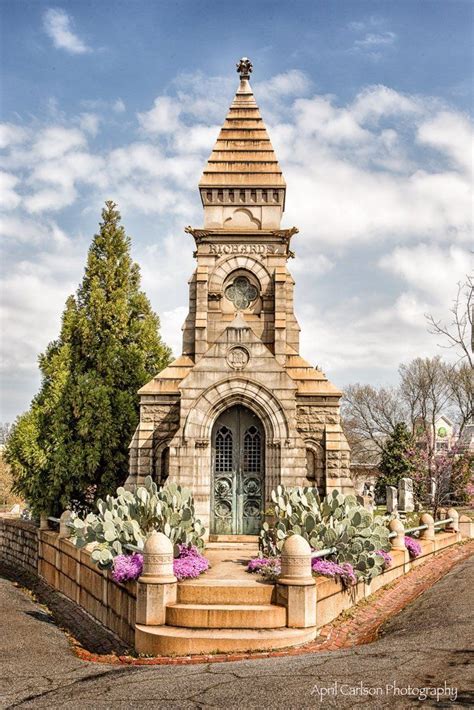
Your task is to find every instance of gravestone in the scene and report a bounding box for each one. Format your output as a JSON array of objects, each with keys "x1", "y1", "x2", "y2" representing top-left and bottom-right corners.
[
  {"x1": 399, "y1": 477, "x2": 415, "y2": 512},
  {"x1": 386, "y1": 485, "x2": 398, "y2": 514},
  {"x1": 357, "y1": 494, "x2": 374, "y2": 513}
]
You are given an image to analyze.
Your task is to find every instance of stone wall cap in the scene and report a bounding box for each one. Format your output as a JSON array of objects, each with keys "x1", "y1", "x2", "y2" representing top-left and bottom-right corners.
[
  {"x1": 144, "y1": 531, "x2": 173, "y2": 555},
  {"x1": 282, "y1": 534, "x2": 311, "y2": 556}
]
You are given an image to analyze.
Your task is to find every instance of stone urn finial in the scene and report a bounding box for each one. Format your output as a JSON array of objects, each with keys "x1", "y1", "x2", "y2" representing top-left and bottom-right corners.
[{"x1": 236, "y1": 57, "x2": 253, "y2": 79}]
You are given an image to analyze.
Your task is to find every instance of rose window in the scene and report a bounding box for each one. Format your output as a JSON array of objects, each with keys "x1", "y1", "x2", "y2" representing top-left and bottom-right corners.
[{"x1": 225, "y1": 276, "x2": 258, "y2": 310}]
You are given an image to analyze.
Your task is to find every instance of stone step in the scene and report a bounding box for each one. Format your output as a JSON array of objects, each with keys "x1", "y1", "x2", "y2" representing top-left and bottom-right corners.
[
  {"x1": 205, "y1": 541, "x2": 259, "y2": 551},
  {"x1": 135, "y1": 624, "x2": 317, "y2": 656},
  {"x1": 166, "y1": 602, "x2": 286, "y2": 629},
  {"x1": 208, "y1": 534, "x2": 259, "y2": 543},
  {"x1": 177, "y1": 579, "x2": 275, "y2": 605}
]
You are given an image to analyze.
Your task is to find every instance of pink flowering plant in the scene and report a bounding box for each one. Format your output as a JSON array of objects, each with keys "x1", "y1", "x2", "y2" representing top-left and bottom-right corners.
[
  {"x1": 111, "y1": 544, "x2": 209, "y2": 583},
  {"x1": 404, "y1": 536, "x2": 422, "y2": 558},
  {"x1": 311, "y1": 558, "x2": 357, "y2": 588},
  {"x1": 247, "y1": 557, "x2": 273, "y2": 573},
  {"x1": 112, "y1": 553, "x2": 143, "y2": 583},
  {"x1": 173, "y1": 544, "x2": 209, "y2": 581}
]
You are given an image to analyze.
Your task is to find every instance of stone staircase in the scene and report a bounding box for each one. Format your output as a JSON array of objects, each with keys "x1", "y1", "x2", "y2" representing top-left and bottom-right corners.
[{"x1": 135, "y1": 544, "x2": 317, "y2": 656}]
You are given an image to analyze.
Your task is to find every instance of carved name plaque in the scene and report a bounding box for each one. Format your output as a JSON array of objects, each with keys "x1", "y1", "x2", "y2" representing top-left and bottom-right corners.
[{"x1": 208, "y1": 244, "x2": 283, "y2": 256}]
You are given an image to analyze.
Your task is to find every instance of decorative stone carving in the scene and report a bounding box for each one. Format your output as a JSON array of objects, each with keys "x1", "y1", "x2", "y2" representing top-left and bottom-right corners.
[
  {"x1": 225, "y1": 275, "x2": 258, "y2": 310},
  {"x1": 236, "y1": 57, "x2": 253, "y2": 78},
  {"x1": 226, "y1": 345, "x2": 250, "y2": 370}
]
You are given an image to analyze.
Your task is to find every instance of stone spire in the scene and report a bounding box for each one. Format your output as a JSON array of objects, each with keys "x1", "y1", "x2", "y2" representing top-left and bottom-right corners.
[{"x1": 199, "y1": 58, "x2": 286, "y2": 230}]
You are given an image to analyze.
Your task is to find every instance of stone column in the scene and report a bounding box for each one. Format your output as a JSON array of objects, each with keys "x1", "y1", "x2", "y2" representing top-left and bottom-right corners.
[
  {"x1": 136, "y1": 532, "x2": 177, "y2": 628},
  {"x1": 277, "y1": 535, "x2": 316, "y2": 629},
  {"x1": 386, "y1": 486, "x2": 398, "y2": 514},
  {"x1": 398, "y1": 478, "x2": 414, "y2": 512}
]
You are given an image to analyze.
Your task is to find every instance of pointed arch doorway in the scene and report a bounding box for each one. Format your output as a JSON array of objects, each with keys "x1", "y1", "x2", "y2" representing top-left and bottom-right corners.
[{"x1": 211, "y1": 404, "x2": 265, "y2": 535}]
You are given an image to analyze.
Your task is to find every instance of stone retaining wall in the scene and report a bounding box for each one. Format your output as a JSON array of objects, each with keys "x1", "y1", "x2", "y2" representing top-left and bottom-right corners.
[
  {"x1": 0, "y1": 518, "x2": 38, "y2": 573},
  {"x1": 313, "y1": 531, "x2": 461, "y2": 628},
  {"x1": 38, "y1": 531, "x2": 136, "y2": 646},
  {"x1": 0, "y1": 517, "x2": 136, "y2": 647}
]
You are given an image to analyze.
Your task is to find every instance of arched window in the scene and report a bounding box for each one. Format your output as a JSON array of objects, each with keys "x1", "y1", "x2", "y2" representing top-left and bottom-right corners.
[
  {"x1": 215, "y1": 426, "x2": 233, "y2": 472},
  {"x1": 306, "y1": 444, "x2": 326, "y2": 498},
  {"x1": 160, "y1": 447, "x2": 170, "y2": 483}
]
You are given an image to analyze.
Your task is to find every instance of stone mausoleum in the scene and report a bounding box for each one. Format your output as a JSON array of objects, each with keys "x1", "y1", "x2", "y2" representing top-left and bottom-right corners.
[{"x1": 126, "y1": 59, "x2": 353, "y2": 536}]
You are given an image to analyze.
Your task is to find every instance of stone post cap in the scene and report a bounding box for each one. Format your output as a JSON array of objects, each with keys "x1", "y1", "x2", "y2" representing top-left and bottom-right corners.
[
  {"x1": 143, "y1": 531, "x2": 173, "y2": 555},
  {"x1": 446, "y1": 508, "x2": 459, "y2": 532},
  {"x1": 459, "y1": 514, "x2": 472, "y2": 522},
  {"x1": 139, "y1": 531, "x2": 177, "y2": 584},
  {"x1": 389, "y1": 518, "x2": 405, "y2": 534},
  {"x1": 279, "y1": 534, "x2": 314, "y2": 587},
  {"x1": 389, "y1": 517, "x2": 406, "y2": 550},
  {"x1": 282, "y1": 534, "x2": 312, "y2": 557},
  {"x1": 419, "y1": 512, "x2": 435, "y2": 540}
]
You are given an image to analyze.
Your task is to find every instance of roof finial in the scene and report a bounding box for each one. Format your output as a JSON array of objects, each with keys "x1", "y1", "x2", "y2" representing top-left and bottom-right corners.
[{"x1": 236, "y1": 57, "x2": 253, "y2": 80}]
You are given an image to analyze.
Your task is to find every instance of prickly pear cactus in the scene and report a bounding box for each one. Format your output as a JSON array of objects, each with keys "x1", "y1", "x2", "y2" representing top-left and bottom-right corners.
[
  {"x1": 70, "y1": 477, "x2": 205, "y2": 568},
  {"x1": 260, "y1": 486, "x2": 391, "y2": 581}
]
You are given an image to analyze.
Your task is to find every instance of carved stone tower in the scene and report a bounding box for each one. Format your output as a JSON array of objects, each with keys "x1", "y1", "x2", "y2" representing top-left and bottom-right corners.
[{"x1": 127, "y1": 59, "x2": 353, "y2": 535}]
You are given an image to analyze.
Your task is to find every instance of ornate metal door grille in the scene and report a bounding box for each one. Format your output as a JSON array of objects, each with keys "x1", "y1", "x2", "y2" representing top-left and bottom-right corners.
[{"x1": 211, "y1": 406, "x2": 264, "y2": 535}]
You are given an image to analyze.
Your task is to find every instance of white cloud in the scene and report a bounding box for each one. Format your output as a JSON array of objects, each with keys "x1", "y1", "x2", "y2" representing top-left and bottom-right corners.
[
  {"x1": 254, "y1": 70, "x2": 312, "y2": 102},
  {"x1": 34, "y1": 126, "x2": 87, "y2": 160},
  {"x1": 379, "y1": 244, "x2": 472, "y2": 302},
  {"x1": 2, "y1": 73, "x2": 473, "y2": 417},
  {"x1": 0, "y1": 171, "x2": 21, "y2": 210},
  {"x1": 0, "y1": 225, "x2": 83, "y2": 373},
  {"x1": 43, "y1": 8, "x2": 91, "y2": 54},
  {"x1": 0, "y1": 123, "x2": 28, "y2": 149},
  {"x1": 354, "y1": 31, "x2": 396, "y2": 50},
  {"x1": 78, "y1": 113, "x2": 101, "y2": 136},
  {"x1": 138, "y1": 97, "x2": 182, "y2": 135},
  {"x1": 160, "y1": 307, "x2": 188, "y2": 357},
  {"x1": 113, "y1": 99, "x2": 126, "y2": 113},
  {"x1": 417, "y1": 110, "x2": 473, "y2": 173}
]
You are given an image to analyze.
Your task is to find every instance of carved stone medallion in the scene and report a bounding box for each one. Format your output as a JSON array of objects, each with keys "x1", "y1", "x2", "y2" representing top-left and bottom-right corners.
[{"x1": 226, "y1": 346, "x2": 250, "y2": 371}]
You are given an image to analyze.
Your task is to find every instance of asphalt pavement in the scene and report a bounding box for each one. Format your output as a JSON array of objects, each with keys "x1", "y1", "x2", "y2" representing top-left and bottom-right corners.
[{"x1": 1, "y1": 556, "x2": 473, "y2": 709}]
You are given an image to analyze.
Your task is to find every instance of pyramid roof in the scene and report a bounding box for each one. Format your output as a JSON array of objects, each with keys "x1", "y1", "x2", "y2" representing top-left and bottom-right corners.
[{"x1": 199, "y1": 74, "x2": 286, "y2": 189}]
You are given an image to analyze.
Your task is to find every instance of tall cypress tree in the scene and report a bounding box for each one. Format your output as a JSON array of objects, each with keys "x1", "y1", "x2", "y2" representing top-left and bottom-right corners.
[{"x1": 7, "y1": 201, "x2": 171, "y2": 513}]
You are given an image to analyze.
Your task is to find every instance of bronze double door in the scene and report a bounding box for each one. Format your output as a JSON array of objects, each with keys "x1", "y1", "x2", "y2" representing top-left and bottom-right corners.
[{"x1": 211, "y1": 405, "x2": 264, "y2": 535}]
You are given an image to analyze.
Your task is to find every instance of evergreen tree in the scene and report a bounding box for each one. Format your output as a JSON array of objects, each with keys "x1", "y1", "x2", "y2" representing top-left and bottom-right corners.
[
  {"x1": 6, "y1": 297, "x2": 75, "y2": 515},
  {"x1": 6, "y1": 202, "x2": 171, "y2": 514},
  {"x1": 375, "y1": 423, "x2": 416, "y2": 499}
]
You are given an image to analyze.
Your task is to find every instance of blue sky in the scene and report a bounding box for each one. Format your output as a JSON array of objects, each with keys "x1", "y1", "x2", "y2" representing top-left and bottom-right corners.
[{"x1": 1, "y1": 0, "x2": 472, "y2": 421}]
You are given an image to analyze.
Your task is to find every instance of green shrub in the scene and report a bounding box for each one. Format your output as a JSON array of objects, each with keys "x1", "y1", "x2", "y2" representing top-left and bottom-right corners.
[
  {"x1": 70, "y1": 477, "x2": 205, "y2": 568},
  {"x1": 260, "y1": 486, "x2": 391, "y2": 581}
]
